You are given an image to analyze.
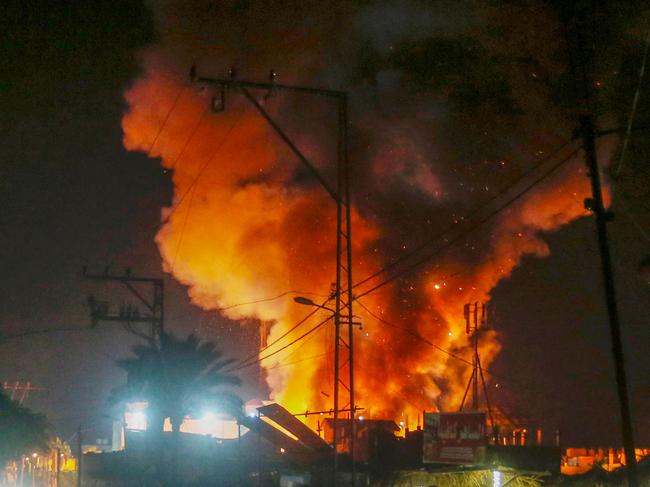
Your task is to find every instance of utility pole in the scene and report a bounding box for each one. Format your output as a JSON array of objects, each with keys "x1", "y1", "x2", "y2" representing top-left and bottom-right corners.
[
  {"x1": 190, "y1": 67, "x2": 356, "y2": 485},
  {"x1": 459, "y1": 303, "x2": 494, "y2": 435},
  {"x1": 460, "y1": 302, "x2": 482, "y2": 411},
  {"x1": 76, "y1": 424, "x2": 82, "y2": 487},
  {"x1": 472, "y1": 304, "x2": 479, "y2": 410},
  {"x1": 55, "y1": 448, "x2": 61, "y2": 487},
  {"x1": 259, "y1": 320, "x2": 269, "y2": 393},
  {"x1": 82, "y1": 267, "x2": 164, "y2": 344},
  {"x1": 564, "y1": 6, "x2": 639, "y2": 486},
  {"x1": 581, "y1": 114, "x2": 639, "y2": 485}
]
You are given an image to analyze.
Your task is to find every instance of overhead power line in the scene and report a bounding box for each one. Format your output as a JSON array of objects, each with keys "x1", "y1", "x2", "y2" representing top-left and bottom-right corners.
[
  {"x1": 267, "y1": 352, "x2": 329, "y2": 371},
  {"x1": 353, "y1": 146, "x2": 582, "y2": 301},
  {"x1": 148, "y1": 86, "x2": 187, "y2": 154},
  {"x1": 219, "y1": 139, "x2": 581, "y2": 390},
  {"x1": 615, "y1": 30, "x2": 650, "y2": 177},
  {"x1": 611, "y1": 31, "x2": 650, "y2": 243},
  {"x1": 355, "y1": 300, "x2": 474, "y2": 369},
  {"x1": 350, "y1": 140, "x2": 578, "y2": 293},
  {"x1": 169, "y1": 107, "x2": 210, "y2": 171},
  {"x1": 233, "y1": 296, "x2": 332, "y2": 369},
  {"x1": 158, "y1": 105, "x2": 249, "y2": 230},
  {"x1": 0, "y1": 326, "x2": 90, "y2": 344},
  {"x1": 355, "y1": 299, "x2": 546, "y2": 395},
  {"x1": 223, "y1": 141, "x2": 583, "y2": 375},
  {"x1": 266, "y1": 316, "x2": 330, "y2": 368},
  {"x1": 216, "y1": 290, "x2": 327, "y2": 313},
  {"x1": 228, "y1": 313, "x2": 333, "y2": 372},
  {"x1": 170, "y1": 184, "x2": 196, "y2": 273}
]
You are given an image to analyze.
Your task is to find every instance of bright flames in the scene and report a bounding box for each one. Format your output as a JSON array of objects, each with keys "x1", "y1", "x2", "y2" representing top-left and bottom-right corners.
[{"x1": 121, "y1": 56, "x2": 606, "y2": 429}]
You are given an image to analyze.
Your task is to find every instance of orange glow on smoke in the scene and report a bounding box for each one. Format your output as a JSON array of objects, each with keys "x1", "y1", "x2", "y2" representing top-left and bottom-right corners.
[{"x1": 122, "y1": 57, "x2": 608, "y2": 429}]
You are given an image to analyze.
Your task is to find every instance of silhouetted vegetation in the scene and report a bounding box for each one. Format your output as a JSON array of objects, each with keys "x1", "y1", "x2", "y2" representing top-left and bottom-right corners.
[
  {"x1": 0, "y1": 390, "x2": 51, "y2": 468},
  {"x1": 110, "y1": 332, "x2": 243, "y2": 434}
]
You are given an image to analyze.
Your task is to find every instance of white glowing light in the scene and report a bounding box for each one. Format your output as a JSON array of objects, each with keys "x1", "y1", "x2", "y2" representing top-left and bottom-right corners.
[
  {"x1": 358, "y1": 416, "x2": 365, "y2": 421},
  {"x1": 433, "y1": 284, "x2": 441, "y2": 290},
  {"x1": 492, "y1": 470, "x2": 502, "y2": 487},
  {"x1": 129, "y1": 411, "x2": 147, "y2": 430},
  {"x1": 202, "y1": 411, "x2": 217, "y2": 422},
  {"x1": 448, "y1": 332, "x2": 452, "y2": 337},
  {"x1": 280, "y1": 448, "x2": 286, "y2": 453}
]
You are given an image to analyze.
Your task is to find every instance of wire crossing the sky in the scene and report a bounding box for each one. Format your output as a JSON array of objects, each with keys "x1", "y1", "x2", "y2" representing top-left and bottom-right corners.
[
  {"x1": 223, "y1": 141, "x2": 585, "y2": 373},
  {"x1": 350, "y1": 138, "x2": 580, "y2": 294},
  {"x1": 352, "y1": 145, "x2": 582, "y2": 301}
]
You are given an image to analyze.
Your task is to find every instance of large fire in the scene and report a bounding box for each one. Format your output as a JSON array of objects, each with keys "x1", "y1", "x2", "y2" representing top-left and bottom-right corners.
[{"x1": 122, "y1": 54, "x2": 610, "y2": 428}]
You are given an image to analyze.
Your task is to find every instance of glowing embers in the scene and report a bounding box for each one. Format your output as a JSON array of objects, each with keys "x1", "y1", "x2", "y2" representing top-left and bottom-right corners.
[{"x1": 122, "y1": 59, "x2": 600, "y2": 424}]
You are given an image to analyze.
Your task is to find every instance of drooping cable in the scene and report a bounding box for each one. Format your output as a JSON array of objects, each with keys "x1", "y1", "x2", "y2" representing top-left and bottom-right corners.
[
  {"x1": 615, "y1": 31, "x2": 650, "y2": 177},
  {"x1": 353, "y1": 146, "x2": 582, "y2": 301},
  {"x1": 350, "y1": 139, "x2": 579, "y2": 293},
  {"x1": 228, "y1": 313, "x2": 333, "y2": 372}
]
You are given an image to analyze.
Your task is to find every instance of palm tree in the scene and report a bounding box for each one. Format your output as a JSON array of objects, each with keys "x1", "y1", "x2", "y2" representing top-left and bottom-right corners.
[
  {"x1": 0, "y1": 390, "x2": 51, "y2": 471},
  {"x1": 110, "y1": 331, "x2": 243, "y2": 436}
]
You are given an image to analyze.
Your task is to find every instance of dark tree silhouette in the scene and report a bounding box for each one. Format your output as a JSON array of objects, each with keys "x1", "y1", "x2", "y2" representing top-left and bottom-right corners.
[
  {"x1": 111, "y1": 332, "x2": 243, "y2": 435},
  {"x1": 0, "y1": 390, "x2": 51, "y2": 468}
]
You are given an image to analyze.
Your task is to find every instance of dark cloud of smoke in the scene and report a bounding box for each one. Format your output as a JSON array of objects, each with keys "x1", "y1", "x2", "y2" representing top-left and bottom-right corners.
[{"x1": 123, "y1": 0, "x2": 633, "y2": 417}]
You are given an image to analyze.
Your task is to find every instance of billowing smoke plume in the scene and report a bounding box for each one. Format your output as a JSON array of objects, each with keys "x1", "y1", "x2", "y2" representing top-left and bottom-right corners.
[{"x1": 122, "y1": 1, "x2": 615, "y2": 424}]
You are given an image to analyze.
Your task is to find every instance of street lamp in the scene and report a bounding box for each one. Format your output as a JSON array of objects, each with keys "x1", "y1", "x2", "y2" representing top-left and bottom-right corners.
[
  {"x1": 293, "y1": 296, "x2": 317, "y2": 307},
  {"x1": 293, "y1": 296, "x2": 334, "y2": 312},
  {"x1": 294, "y1": 297, "x2": 361, "y2": 326}
]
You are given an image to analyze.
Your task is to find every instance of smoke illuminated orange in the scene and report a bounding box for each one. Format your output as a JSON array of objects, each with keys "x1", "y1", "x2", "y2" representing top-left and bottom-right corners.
[{"x1": 122, "y1": 56, "x2": 609, "y2": 429}]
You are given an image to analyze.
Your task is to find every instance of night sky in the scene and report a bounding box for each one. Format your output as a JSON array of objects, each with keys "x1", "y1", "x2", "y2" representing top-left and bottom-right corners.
[{"x1": 2, "y1": 0, "x2": 650, "y2": 447}]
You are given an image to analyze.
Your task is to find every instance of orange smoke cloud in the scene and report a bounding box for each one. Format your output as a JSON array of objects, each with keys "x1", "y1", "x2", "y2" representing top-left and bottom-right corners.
[
  {"x1": 122, "y1": 58, "x2": 384, "y2": 415},
  {"x1": 121, "y1": 53, "x2": 612, "y2": 428}
]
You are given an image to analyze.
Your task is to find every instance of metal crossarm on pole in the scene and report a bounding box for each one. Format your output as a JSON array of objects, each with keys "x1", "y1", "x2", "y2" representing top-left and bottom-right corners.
[{"x1": 82, "y1": 267, "x2": 164, "y2": 344}]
